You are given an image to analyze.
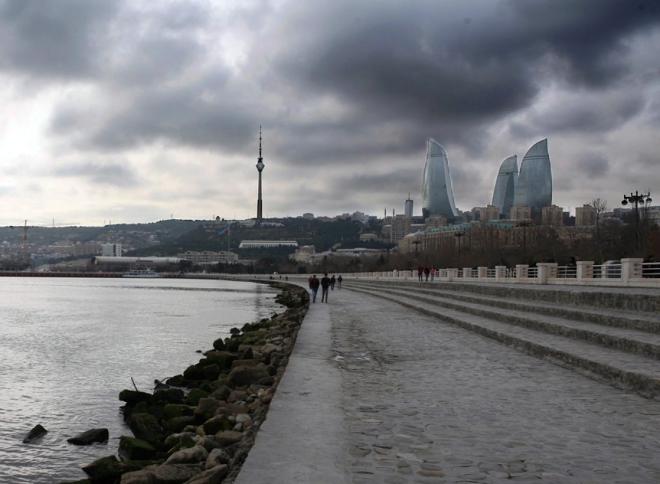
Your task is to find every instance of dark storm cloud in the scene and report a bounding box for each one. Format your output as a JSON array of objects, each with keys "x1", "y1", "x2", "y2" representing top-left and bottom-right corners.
[
  {"x1": 52, "y1": 161, "x2": 139, "y2": 187},
  {"x1": 0, "y1": 0, "x2": 118, "y2": 78},
  {"x1": 2, "y1": 0, "x2": 659, "y2": 218},
  {"x1": 577, "y1": 153, "x2": 610, "y2": 177},
  {"x1": 30, "y1": 0, "x2": 660, "y2": 167},
  {"x1": 508, "y1": 91, "x2": 646, "y2": 138}
]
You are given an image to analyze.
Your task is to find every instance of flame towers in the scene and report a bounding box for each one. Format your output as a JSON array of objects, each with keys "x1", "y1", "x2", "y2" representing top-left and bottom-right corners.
[
  {"x1": 513, "y1": 138, "x2": 552, "y2": 213},
  {"x1": 422, "y1": 138, "x2": 459, "y2": 219},
  {"x1": 491, "y1": 155, "x2": 518, "y2": 217}
]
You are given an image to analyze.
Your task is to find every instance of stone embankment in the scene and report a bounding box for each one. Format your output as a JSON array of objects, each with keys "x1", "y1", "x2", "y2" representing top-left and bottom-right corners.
[
  {"x1": 347, "y1": 279, "x2": 660, "y2": 398},
  {"x1": 67, "y1": 282, "x2": 308, "y2": 484}
]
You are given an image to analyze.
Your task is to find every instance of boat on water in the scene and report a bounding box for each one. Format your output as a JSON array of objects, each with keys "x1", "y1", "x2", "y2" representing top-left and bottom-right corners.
[{"x1": 122, "y1": 269, "x2": 161, "y2": 278}]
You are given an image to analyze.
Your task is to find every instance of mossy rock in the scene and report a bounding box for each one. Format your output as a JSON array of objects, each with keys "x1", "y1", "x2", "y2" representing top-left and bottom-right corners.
[
  {"x1": 166, "y1": 416, "x2": 196, "y2": 433},
  {"x1": 82, "y1": 455, "x2": 123, "y2": 481},
  {"x1": 163, "y1": 404, "x2": 194, "y2": 420},
  {"x1": 185, "y1": 388, "x2": 209, "y2": 406},
  {"x1": 119, "y1": 390, "x2": 152, "y2": 406},
  {"x1": 119, "y1": 436, "x2": 158, "y2": 461},
  {"x1": 154, "y1": 388, "x2": 185, "y2": 404},
  {"x1": 128, "y1": 413, "x2": 164, "y2": 447},
  {"x1": 204, "y1": 351, "x2": 237, "y2": 370}
]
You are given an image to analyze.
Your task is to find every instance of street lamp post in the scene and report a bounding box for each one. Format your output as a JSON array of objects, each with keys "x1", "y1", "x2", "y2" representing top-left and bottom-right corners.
[{"x1": 621, "y1": 190, "x2": 652, "y2": 250}]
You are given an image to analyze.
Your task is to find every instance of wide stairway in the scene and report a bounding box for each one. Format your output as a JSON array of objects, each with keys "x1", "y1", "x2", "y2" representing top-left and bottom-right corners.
[{"x1": 345, "y1": 279, "x2": 660, "y2": 399}]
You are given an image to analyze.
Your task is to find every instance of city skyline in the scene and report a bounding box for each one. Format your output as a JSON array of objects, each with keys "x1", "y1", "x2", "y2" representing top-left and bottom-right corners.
[{"x1": 0, "y1": 1, "x2": 659, "y2": 225}]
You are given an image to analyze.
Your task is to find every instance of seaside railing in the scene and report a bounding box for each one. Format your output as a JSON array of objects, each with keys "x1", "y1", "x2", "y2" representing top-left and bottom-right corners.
[{"x1": 343, "y1": 258, "x2": 659, "y2": 287}]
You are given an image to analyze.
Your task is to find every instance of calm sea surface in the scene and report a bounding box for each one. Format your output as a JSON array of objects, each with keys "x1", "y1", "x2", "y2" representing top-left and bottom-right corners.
[{"x1": 0, "y1": 277, "x2": 279, "y2": 483}]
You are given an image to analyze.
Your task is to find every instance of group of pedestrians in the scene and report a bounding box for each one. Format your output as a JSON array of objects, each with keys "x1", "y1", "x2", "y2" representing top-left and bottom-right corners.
[
  {"x1": 308, "y1": 273, "x2": 342, "y2": 303},
  {"x1": 417, "y1": 265, "x2": 438, "y2": 282}
]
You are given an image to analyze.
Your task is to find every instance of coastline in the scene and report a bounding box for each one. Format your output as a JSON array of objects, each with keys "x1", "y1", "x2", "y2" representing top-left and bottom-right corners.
[{"x1": 65, "y1": 281, "x2": 309, "y2": 484}]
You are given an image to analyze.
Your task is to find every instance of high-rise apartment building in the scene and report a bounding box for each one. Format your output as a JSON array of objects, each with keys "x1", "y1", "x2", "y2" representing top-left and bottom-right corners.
[
  {"x1": 541, "y1": 205, "x2": 563, "y2": 226},
  {"x1": 513, "y1": 139, "x2": 552, "y2": 213},
  {"x1": 491, "y1": 155, "x2": 518, "y2": 217},
  {"x1": 575, "y1": 204, "x2": 597, "y2": 226}
]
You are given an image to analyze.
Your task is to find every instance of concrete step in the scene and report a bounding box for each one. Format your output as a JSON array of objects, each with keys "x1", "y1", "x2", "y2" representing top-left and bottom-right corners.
[
  {"x1": 350, "y1": 280, "x2": 660, "y2": 334},
  {"x1": 347, "y1": 277, "x2": 660, "y2": 313},
  {"x1": 347, "y1": 285, "x2": 660, "y2": 399},
  {"x1": 348, "y1": 282, "x2": 660, "y2": 360}
]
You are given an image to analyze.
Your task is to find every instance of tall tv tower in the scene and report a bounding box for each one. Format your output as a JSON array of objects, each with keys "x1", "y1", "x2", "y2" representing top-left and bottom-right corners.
[{"x1": 256, "y1": 126, "x2": 265, "y2": 223}]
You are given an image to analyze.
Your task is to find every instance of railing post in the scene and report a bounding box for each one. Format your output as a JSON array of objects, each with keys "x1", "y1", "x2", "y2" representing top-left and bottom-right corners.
[
  {"x1": 536, "y1": 263, "x2": 557, "y2": 284},
  {"x1": 477, "y1": 266, "x2": 488, "y2": 279},
  {"x1": 447, "y1": 268, "x2": 458, "y2": 282},
  {"x1": 462, "y1": 267, "x2": 472, "y2": 279},
  {"x1": 516, "y1": 264, "x2": 528, "y2": 279},
  {"x1": 576, "y1": 261, "x2": 594, "y2": 281},
  {"x1": 495, "y1": 266, "x2": 507, "y2": 281},
  {"x1": 621, "y1": 258, "x2": 643, "y2": 282}
]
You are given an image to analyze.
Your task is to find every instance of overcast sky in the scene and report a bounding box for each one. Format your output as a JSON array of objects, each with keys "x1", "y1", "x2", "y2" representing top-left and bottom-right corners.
[{"x1": 0, "y1": 0, "x2": 659, "y2": 225}]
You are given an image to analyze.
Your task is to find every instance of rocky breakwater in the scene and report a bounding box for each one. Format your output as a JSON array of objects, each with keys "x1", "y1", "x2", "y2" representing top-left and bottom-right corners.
[{"x1": 72, "y1": 283, "x2": 308, "y2": 484}]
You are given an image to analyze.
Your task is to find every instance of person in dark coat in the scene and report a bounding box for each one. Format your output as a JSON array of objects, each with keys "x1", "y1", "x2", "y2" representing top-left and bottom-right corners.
[
  {"x1": 330, "y1": 274, "x2": 336, "y2": 290},
  {"x1": 424, "y1": 266, "x2": 430, "y2": 282},
  {"x1": 337, "y1": 275, "x2": 343, "y2": 289},
  {"x1": 308, "y1": 274, "x2": 320, "y2": 303},
  {"x1": 321, "y1": 273, "x2": 331, "y2": 303},
  {"x1": 418, "y1": 266, "x2": 424, "y2": 282}
]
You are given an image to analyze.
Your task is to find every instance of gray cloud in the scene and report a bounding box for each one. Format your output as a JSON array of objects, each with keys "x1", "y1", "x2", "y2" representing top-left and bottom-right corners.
[
  {"x1": 0, "y1": 0, "x2": 659, "y2": 221},
  {"x1": 0, "y1": 0, "x2": 118, "y2": 79},
  {"x1": 52, "y1": 161, "x2": 139, "y2": 187}
]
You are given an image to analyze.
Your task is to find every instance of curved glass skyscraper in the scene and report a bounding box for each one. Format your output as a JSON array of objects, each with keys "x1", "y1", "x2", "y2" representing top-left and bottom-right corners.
[
  {"x1": 513, "y1": 138, "x2": 552, "y2": 212},
  {"x1": 491, "y1": 155, "x2": 518, "y2": 217},
  {"x1": 422, "y1": 138, "x2": 459, "y2": 219}
]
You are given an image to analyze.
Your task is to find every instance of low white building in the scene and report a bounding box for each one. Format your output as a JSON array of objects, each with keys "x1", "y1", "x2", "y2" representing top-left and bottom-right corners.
[
  {"x1": 238, "y1": 240, "x2": 299, "y2": 249},
  {"x1": 94, "y1": 256, "x2": 182, "y2": 266},
  {"x1": 178, "y1": 251, "x2": 239, "y2": 265}
]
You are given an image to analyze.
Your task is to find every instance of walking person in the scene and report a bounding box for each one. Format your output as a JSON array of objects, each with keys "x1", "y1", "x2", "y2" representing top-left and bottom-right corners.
[
  {"x1": 330, "y1": 274, "x2": 336, "y2": 290},
  {"x1": 337, "y1": 275, "x2": 343, "y2": 289},
  {"x1": 321, "y1": 273, "x2": 331, "y2": 303},
  {"x1": 430, "y1": 266, "x2": 436, "y2": 282},
  {"x1": 308, "y1": 274, "x2": 320, "y2": 303},
  {"x1": 417, "y1": 266, "x2": 424, "y2": 282},
  {"x1": 424, "y1": 266, "x2": 430, "y2": 282}
]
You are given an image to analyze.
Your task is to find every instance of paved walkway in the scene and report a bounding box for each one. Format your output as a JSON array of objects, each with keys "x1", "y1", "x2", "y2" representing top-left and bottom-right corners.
[{"x1": 237, "y1": 285, "x2": 660, "y2": 483}]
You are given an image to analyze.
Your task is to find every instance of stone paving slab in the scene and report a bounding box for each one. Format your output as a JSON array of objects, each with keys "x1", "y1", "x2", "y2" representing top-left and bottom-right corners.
[{"x1": 237, "y1": 282, "x2": 660, "y2": 483}]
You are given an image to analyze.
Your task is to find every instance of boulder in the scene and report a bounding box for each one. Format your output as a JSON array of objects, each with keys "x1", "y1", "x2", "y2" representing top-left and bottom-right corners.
[
  {"x1": 119, "y1": 436, "x2": 158, "y2": 461},
  {"x1": 120, "y1": 390, "x2": 153, "y2": 406},
  {"x1": 129, "y1": 413, "x2": 164, "y2": 446},
  {"x1": 166, "y1": 375, "x2": 185, "y2": 387},
  {"x1": 209, "y1": 386, "x2": 231, "y2": 401},
  {"x1": 235, "y1": 414, "x2": 252, "y2": 427},
  {"x1": 166, "y1": 416, "x2": 196, "y2": 433},
  {"x1": 82, "y1": 455, "x2": 123, "y2": 481},
  {"x1": 154, "y1": 388, "x2": 185, "y2": 404},
  {"x1": 202, "y1": 416, "x2": 233, "y2": 435},
  {"x1": 183, "y1": 364, "x2": 206, "y2": 381},
  {"x1": 214, "y1": 430, "x2": 242, "y2": 447},
  {"x1": 227, "y1": 390, "x2": 248, "y2": 403},
  {"x1": 194, "y1": 398, "x2": 220, "y2": 421},
  {"x1": 205, "y1": 448, "x2": 231, "y2": 469},
  {"x1": 67, "y1": 428, "x2": 109, "y2": 445},
  {"x1": 212, "y1": 337, "x2": 225, "y2": 351},
  {"x1": 165, "y1": 445, "x2": 208, "y2": 464},
  {"x1": 227, "y1": 365, "x2": 269, "y2": 387},
  {"x1": 185, "y1": 389, "x2": 208, "y2": 406},
  {"x1": 151, "y1": 463, "x2": 200, "y2": 483},
  {"x1": 203, "y1": 351, "x2": 236, "y2": 370},
  {"x1": 185, "y1": 464, "x2": 229, "y2": 484},
  {"x1": 163, "y1": 404, "x2": 194, "y2": 420},
  {"x1": 164, "y1": 432, "x2": 197, "y2": 450},
  {"x1": 230, "y1": 359, "x2": 260, "y2": 369},
  {"x1": 23, "y1": 424, "x2": 47, "y2": 443},
  {"x1": 121, "y1": 468, "x2": 157, "y2": 484},
  {"x1": 196, "y1": 436, "x2": 224, "y2": 452},
  {"x1": 202, "y1": 364, "x2": 221, "y2": 380}
]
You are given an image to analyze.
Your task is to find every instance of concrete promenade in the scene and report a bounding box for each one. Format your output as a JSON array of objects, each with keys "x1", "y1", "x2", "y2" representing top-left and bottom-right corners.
[{"x1": 237, "y1": 282, "x2": 660, "y2": 483}]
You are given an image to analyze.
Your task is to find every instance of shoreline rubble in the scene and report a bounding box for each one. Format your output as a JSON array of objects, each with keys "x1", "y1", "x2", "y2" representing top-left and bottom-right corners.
[{"x1": 66, "y1": 281, "x2": 309, "y2": 484}]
